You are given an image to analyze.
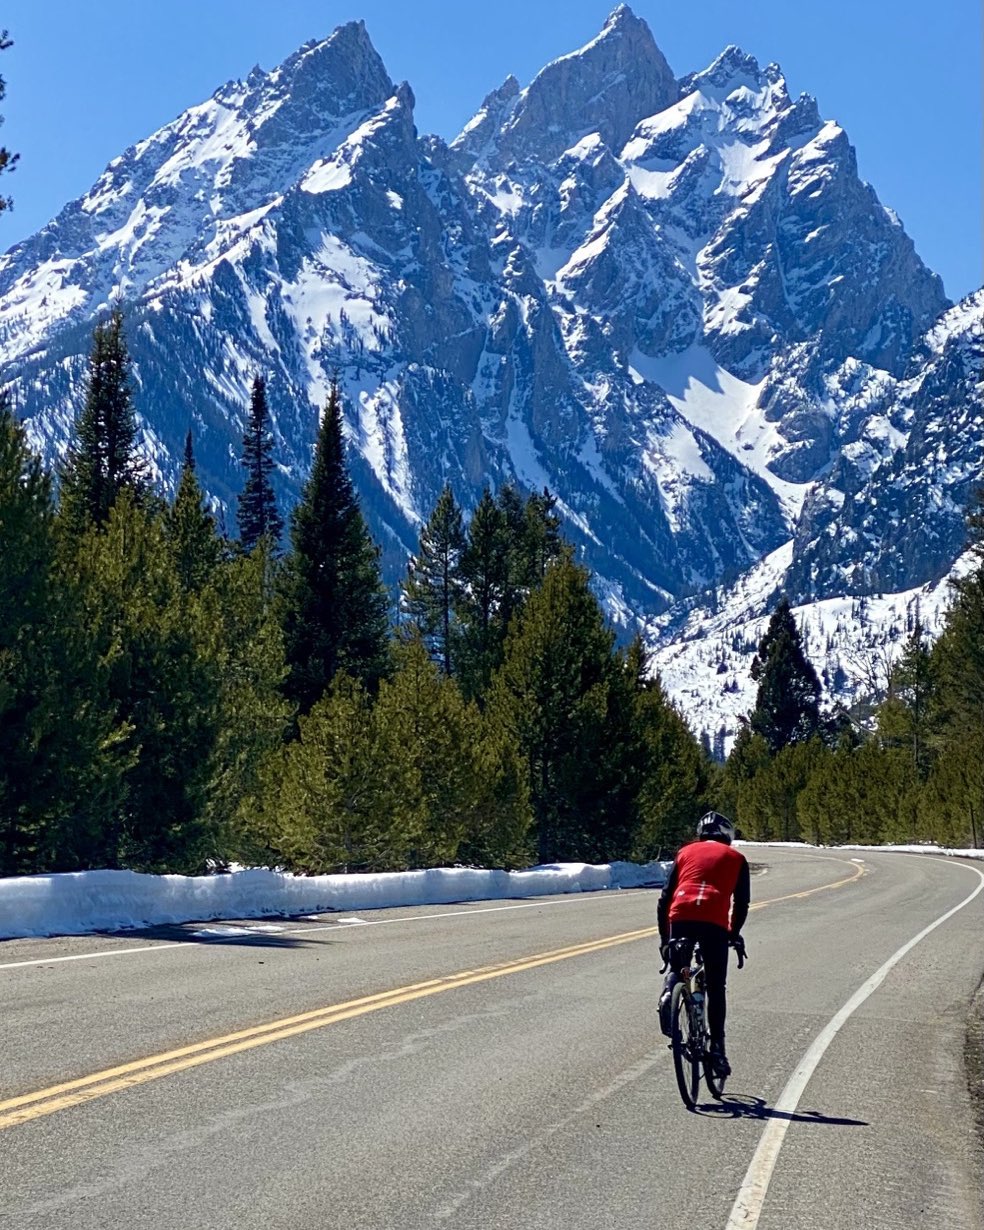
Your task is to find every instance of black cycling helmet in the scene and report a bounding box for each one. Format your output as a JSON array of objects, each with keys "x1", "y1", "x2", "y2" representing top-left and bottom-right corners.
[{"x1": 696, "y1": 811, "x2": 735, "y2": 844}]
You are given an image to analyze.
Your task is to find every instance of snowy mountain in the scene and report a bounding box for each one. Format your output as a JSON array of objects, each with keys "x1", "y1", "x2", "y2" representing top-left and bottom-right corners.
[
  {"x1": 1, "y1": 6, "x2": 980, "y2": 713},
  {"x1": 647, "y1": 543, "x2": 978, "y2": 755}
]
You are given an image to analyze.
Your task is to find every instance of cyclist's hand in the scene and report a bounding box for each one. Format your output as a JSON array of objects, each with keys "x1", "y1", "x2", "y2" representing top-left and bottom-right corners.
[
  {"x1": 730, "y1": 933, "x2": 746, "y2": 967},
  {"x1": 659, "y1": 942, "x2": 670, "y2": 971}
]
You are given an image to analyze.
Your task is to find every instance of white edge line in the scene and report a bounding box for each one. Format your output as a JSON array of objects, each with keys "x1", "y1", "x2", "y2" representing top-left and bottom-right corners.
[
  {"x1": 0, "y1": 942, "x2": 188, "y2": 970},
  {"x1": 280, "y1": 892, "x2": 635, "y2": 935},
  {"x1": 725, "y1": 857, "x2": 984, "y2": 1230},
  {"x1": 0, "y1": 890, "x2": 647, "y2": 971}
]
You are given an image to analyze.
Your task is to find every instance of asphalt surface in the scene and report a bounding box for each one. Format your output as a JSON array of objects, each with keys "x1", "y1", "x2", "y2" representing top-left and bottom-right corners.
[{"x1": 1, "y1": 847, "x2": 982, "y2": 1229}]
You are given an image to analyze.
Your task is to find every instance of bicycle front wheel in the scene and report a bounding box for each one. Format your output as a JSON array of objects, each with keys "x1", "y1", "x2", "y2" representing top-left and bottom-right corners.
[
  {"x1": 704, "y1": 1052, "x2": 726, "y2": 1100},
  {"x1": 670, "y1": 983, "x2": 700, "y2": 1109}
]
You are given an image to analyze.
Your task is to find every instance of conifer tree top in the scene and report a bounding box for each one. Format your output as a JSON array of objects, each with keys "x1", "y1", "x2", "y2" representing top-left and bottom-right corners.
[
  {"x1": 236, "y1": 375, "x2": 283, "y2": 552},
  {"x1": 58, "y1": 309, "x2": 146, "y2": 532}
]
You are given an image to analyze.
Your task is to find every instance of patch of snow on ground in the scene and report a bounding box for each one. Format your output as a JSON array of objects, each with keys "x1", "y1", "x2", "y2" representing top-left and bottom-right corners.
[
  {"x1": 741, "y1": 840, "x2": 984, "y2": 862},
  {"x1": 640, "y1": 419, "x2": 712, "y2": 532}
]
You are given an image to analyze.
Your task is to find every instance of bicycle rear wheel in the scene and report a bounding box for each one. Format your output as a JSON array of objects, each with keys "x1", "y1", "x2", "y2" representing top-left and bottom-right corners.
[{"x1": 670, "y1": 983, "x2": 700, "y2": 1109}]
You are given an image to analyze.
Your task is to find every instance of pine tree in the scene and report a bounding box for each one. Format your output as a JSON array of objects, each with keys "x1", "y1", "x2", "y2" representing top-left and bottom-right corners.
[
  {"x1": 718, "y1": 724, "x2": 771, "y2": 822},
  {"x1": 1, "y1": 403, "x2": 75, "y2": 867},
  {"x1": 487, "y1": 552, "x2": 626, "y2": 862},
  {"x1": 965, "y1": 484, "x2": 984, "y2": 561},
  {"x1": 236, "y1": 376, "x2": 283, "y2": 551},
  {"x1": 72, "y1": 492, "x2": 225, "y2": 872},
  {"x1": 626, "y1": 638, "x2": 711, "y2": 857},
  {"x1": 737, "y1": 739, "x2": 824, "y2": 841},
  {"x1": 457, "y1": 487, "x2": 510, "y2": 699},
  {"x1": 457, "y1": 714, "x2": 533, "y2": 870},
  {"x1": 256, "y1": 674, "x2": 405, "y2": 874},
  {"x1": 59, "y1": 309, "x2": 146, "y2": 534},
  {"x1": 402, "y1": 483, "x2": 465, "y2": 676},
  {"x1": 373, "y1": 635, "x2": 478, "y2": 867},
  {"x1": 0, "y1": 397, "x2": 129, "y2": 874},
  {"x1": 520, "y1": 487, "x2": 562, "y2": 586},
  {"x1": 281, "y1": 380, "x2": 389, "y2": 712},
  {"x1": 919, "y1": 735, "x2": 982, "y2": 848},
  {"x1": 797, "y1": 742, "x2": 857, "y2": 845},
  {"x1": 0, "y1": 396, "x2": 53, "y2": 869},
  {"x1": 748, "y1": 596, "x2": 822, "y2": 753},
  {"x1": 457, "y1": 484, "x2": 564, "y2": 703},
  {"x1": 165, "y1": 431, "x2": 223, "y2": 593},
  {"x1": 204, "y1": 543, "x2": 291, "y2": 865},
  {"x1": 931, "y1": 561, "x2": 984, "y2": 844},
  {"x1": 877, "y1": 619, "x2": 936, "y2": 780}
]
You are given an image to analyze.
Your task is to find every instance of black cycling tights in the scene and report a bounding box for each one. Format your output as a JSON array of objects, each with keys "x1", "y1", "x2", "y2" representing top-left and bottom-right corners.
[{"x1": 667, "y1": 920, "x2": 730, "y2": 1045}]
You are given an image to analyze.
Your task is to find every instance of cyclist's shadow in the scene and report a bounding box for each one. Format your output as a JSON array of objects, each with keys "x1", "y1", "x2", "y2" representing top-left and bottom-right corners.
[{"x1": 696, "y1": 1094, "x2": 867, "y2": 1126}]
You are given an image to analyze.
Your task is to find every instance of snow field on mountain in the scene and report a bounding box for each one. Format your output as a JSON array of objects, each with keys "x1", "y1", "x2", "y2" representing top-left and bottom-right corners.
[
  {"x1": 647, "y1": 547, "x2": 972, "y2": 749},
  {"x1": 1, "y1": 4, "x2": 975, "y2": 691},
  {"x1": 630, "y1": 344, "x2": 805, "y2": 519}
]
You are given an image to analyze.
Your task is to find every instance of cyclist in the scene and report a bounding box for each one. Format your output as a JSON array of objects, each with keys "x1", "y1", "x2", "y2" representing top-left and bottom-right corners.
[{"x1": 657, "y1": 811, "x2": 750, "y2": 1077}]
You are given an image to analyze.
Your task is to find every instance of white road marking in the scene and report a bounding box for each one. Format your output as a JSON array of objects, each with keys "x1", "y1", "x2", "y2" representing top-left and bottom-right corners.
[
  {"x1": 0, "y1": 942, "x2": 188, "y2": 969},
  {"x1": 725, "y1": 858, "x2": 984, "y2": 1230},
  {"x1": 0, "y1": 891, "x2": 641, "y2": 971},
  {"x1": 287, "y1": 893, "x2": 633, "y2": 936}
]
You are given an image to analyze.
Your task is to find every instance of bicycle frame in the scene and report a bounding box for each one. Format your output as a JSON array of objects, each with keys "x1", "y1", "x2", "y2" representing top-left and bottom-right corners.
[
  {"x1": 679, "y1": 944, "x2": 708, "y2": 1003},
  {"x1": 666, "y1": 932, "x2": 745, "y2": 1107},
  {"x1": 680, "y1": 943, "x2": 710, "y2": 1050},
  {"x1": 668, "y1": 938, "x2": 726, "y2": 1107}
]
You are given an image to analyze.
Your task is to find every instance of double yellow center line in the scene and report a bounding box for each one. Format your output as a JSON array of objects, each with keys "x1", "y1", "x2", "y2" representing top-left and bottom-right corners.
[
  {"x1": 2, "y1": 858, "x2": 865, "y2": 1132},
  {"x1": 0, "y1": 926, "x2": 654, "y2": 1132}
]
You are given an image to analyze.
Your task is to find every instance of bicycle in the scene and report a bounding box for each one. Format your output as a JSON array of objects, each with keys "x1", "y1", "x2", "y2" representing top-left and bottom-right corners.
[{"x1": 664, "y1": 935, "x2": 746, "y2": 1109}]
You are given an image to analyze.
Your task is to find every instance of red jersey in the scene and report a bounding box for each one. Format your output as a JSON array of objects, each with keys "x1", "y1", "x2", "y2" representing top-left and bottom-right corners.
[{"x1": 667, "y1": 840, "x2": 747, "y2": 931}]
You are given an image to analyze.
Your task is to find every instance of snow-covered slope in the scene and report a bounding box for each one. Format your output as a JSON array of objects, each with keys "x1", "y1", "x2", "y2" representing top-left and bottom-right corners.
[
  {"x1": 647, "y1": 545, "x2": 976, "y2": 754},
  {"x1": 1, "y1": 6, "x2": 979, "y2": 666}
]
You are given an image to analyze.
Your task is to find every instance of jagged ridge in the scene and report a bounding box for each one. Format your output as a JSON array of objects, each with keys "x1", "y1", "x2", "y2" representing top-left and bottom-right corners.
[{"x1": 0, "y1": 6, "x2": 978, "y2": 653}]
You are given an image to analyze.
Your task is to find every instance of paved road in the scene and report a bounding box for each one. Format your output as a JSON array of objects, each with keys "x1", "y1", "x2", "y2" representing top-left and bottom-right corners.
[{"x1": 1, "y1": 848, "x2": 982, "y2": 1229}]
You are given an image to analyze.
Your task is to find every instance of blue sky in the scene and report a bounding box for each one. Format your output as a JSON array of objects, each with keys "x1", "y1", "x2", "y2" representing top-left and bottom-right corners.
[{"x1": 2, "y1": 1, "x2": 980, "y2": 299}]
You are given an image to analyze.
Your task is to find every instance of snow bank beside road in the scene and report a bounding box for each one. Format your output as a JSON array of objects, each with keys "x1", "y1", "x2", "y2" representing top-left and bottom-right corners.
[
  {"x1": 740, "y1": 841, "x2": 984, "y2": 860},
  {"x1": 0, "y1": 861, "x2": 670, "y2": 940}
]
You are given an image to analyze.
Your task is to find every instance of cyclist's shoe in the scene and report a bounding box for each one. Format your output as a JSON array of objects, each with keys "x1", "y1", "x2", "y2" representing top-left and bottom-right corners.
[
  {"x1": 708, "y1": 1042, "x2": 731, "y2": 1077},
  {"x1": 658, "y1": 990, "x2": 672, "y2": 1037}
]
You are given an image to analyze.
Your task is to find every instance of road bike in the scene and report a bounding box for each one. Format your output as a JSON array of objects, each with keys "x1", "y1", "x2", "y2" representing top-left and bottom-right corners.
[{"x1": 666, "y1": 935, "x2": 746, "y2": 1109}]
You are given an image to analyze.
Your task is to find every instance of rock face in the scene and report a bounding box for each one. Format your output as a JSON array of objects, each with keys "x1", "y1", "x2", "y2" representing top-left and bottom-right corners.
[
  {"x1": 453, "y1": 5, "x2": 678, "y2": 169},
  {"x1": 785, "y1": 292, "x2": 984, "y2": 600},
  {"x1": 0, "y1": 7, "x2": 977, "y2": 627}
]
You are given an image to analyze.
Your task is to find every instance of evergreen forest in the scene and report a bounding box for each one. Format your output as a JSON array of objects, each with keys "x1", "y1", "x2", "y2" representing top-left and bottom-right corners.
[{"x1": 1, "y1": 314, "x2": 980, "y2": 879}]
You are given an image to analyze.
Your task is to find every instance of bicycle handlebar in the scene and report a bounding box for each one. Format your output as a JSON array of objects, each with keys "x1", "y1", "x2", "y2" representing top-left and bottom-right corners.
[{"x1": 658, "y1": 936, "x2": 747, "y2": 972}]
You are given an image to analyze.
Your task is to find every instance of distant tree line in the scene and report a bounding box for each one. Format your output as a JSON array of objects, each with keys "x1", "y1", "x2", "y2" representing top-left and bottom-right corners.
[
  {"x1": 715, "y1": 534, "x2": 984, "y2": 848},
  {"x1": 0, "y1": 312, "x2": 714, "y2": 876}
]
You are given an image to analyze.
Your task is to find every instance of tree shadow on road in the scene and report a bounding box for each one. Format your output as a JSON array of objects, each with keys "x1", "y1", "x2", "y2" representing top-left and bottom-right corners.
[
  {"x1": 695, "y1": 1094, "x2": 868, "y2": 1125},
  {"x1": 109, "y1": 922, "x2": 319, "y2": 948}
]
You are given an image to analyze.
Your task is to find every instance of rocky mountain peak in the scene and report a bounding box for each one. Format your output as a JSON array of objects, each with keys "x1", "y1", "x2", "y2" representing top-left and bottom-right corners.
[
  {"x1": 461, "y1": 5, "x2": 678, "y2": 168},
  {"x1": 263, "y1": 20, "x2": 393, "y2": 121},
  {"x1": 686, "y1": 44, "x2": 765, "y2": 92},
  {"x1": 448, "y1": 75, "x2": 521, "y2": 168},
  {"x1": 1, "y1": 12, "x2": 975, "y2": 693}
]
